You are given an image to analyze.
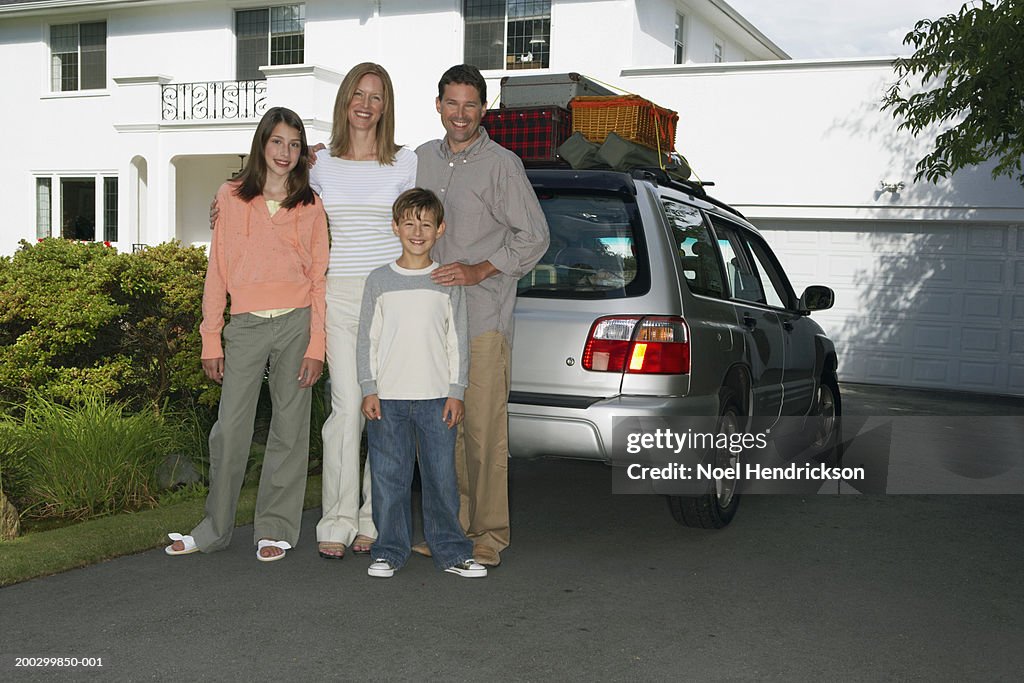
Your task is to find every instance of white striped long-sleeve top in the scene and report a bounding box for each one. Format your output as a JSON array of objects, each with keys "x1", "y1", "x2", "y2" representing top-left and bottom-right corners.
[{"x1": 310, "y1": 146, "x2": 417, "y2": 277}]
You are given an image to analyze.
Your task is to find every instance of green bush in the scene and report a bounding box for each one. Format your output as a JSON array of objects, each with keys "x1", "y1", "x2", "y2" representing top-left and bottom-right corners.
[
  {"x1": 12, "y1": 393, "x2": 175, "y2": 520},
  {"x1": 0, "y1": 239, "x2": 212, "y2": 412}
]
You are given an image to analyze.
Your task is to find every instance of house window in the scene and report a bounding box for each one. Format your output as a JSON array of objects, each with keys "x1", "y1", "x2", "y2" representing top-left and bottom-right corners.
[
  {"x1": 713, "y1": 39, "x2": 724, "y2": 63},
  {"x1": 674, "y1": 13, "x2": 686, "y2": 64},
  {"x1": 104, "y1": 177, "x2": 118, "y2": 242},
  {"x1": 236, "y1": 4, "x2": 305, "y2": 81},
  {"x1": 61, "y1": 179, "x2": 96, "y2": 241},
  {"x1": 464, "y1": 0, "x2": 551, "y2": 71},
  {"x1": 36, "y1": 179, "x2": 52, "y2": 239},
  {"x1": 35, "y1": 175, "x2": 117, "y2": 243},
  {"x1": 50, "y1": 21, "x2": 106, "y2": 91}
]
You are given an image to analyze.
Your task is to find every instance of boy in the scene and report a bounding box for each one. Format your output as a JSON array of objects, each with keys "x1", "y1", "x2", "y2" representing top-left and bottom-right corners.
[{"x1": 357, "y1": 188, "x2": 486, "y2": 578}]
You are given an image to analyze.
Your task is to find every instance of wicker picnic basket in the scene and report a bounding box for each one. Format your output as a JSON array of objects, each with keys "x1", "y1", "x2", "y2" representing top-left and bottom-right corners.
[{"x1": 570, "y1": 95, "x2": 678, "y2": 153}]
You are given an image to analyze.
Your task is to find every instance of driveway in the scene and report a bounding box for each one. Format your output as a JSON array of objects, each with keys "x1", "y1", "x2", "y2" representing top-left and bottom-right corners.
[{"x1": 2, "y1": 383, "x2": 1022, "y2": 680}]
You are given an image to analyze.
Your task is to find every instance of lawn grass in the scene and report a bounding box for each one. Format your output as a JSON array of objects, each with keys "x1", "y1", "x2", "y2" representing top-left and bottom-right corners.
[{"x1": 0, "y1": 475, "x2": 321, "y2": 588}]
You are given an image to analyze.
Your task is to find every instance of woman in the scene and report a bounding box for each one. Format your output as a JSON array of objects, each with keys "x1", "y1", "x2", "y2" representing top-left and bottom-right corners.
[{"x1": 312, "y1": 62, "x2": 417, "y2": 559}]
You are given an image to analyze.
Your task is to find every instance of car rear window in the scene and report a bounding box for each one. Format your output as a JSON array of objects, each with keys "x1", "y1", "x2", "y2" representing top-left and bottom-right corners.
[{"x1": 517, "y1": 191, "x2": 649, "y2": 299}]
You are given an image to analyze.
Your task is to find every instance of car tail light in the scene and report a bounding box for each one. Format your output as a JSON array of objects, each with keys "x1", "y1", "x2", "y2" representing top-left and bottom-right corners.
[{"x1": 582, "y1": 316, "x2": 690, "y2": 374}]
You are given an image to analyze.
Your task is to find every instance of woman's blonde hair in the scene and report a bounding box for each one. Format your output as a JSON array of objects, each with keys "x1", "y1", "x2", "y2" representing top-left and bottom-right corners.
[{"x1": 329, "y1": 62, "x2": 400, "y2": 165}]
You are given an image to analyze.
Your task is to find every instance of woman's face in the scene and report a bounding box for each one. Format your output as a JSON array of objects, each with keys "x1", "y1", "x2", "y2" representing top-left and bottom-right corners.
[{"x1": 347, "y1": 73, "x2": 386, "y2": 135}]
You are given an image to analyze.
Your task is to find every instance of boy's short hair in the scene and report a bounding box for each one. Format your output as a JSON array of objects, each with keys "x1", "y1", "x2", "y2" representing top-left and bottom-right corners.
[{"x1": 392, "y1": 188, "x2": 445, "y2": 225}]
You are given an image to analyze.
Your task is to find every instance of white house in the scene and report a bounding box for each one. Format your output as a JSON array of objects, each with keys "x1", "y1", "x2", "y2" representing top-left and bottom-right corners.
[{"x1": 1, "y1": 0, "x2": 1022, "y2": 395}]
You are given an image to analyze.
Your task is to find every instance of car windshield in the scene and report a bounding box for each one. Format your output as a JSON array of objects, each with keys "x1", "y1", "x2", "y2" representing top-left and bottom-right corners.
[{"x1": 518, "y1": 191, "x2": 649, "y2": 299}]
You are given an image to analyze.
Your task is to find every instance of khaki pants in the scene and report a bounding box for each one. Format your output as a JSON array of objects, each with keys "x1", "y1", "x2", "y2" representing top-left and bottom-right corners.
[
  {"x1": 455, "y1": 330, "x2": 512, "y2": 554},
  {"x1": 191, "y1": 309, "x2": 312, "y2": 551},
  {"x1": 317, "y1": 276, "x2": 375, "y2": 545}
]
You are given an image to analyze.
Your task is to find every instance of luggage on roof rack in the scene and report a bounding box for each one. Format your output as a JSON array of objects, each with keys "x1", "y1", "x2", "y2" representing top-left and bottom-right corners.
[
  {"x1": 483, "y1": 106, "x2": 572, "y2": 163},
  {"x1": 571, "y1": 95, "x2": 678, "y2": 154},
  {"x1": 499, "y1": 72, "x2": 615, "y2": 109}
]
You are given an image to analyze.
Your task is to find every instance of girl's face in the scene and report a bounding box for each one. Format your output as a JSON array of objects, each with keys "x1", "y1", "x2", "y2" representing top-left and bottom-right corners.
[
  {"x1": 347, "y1": 73, "x2": 385, "y2": 134},
  {"x1": 264, "y1": 121, "x2": 303, "y2": 180}
]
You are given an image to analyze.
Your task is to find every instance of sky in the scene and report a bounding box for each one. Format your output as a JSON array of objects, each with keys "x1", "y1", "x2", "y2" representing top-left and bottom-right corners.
[{"x1": 725, "y1": 0, "x2": 975, "y2": 59}]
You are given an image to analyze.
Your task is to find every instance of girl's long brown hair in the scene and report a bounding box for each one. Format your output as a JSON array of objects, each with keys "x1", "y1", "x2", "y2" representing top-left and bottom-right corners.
[{"x1": 234, "y1": 106, "x2": 315, "y2": 209}]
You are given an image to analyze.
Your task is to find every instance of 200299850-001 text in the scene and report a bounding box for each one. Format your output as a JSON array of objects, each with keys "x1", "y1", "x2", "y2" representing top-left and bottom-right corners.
[{"x1": 13, "y1": 657, "x2": 105, "y2": 668}]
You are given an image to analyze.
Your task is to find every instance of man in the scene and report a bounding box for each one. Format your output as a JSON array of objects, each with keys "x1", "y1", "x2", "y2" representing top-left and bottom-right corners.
[{"x1": 415, "y1": 64, "x2": 550, "y2": 567}]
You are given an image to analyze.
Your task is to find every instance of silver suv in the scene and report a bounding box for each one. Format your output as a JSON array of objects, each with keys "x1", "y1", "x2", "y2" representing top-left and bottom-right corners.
[{"x1": 509, "y1": 168, "x2": 839, "y2": 528}]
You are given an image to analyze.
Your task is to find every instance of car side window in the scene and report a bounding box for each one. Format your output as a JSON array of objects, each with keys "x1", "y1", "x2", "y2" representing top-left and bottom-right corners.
[
  {"x1": 661, "y1": 198, "x2": 725, "y2": 299},
  {"x1": 708, "y1": 216, "x2": 766, "y2": 305},
  {"x1": 744, "y1": 234, "x2": 794, "y2": 310}
]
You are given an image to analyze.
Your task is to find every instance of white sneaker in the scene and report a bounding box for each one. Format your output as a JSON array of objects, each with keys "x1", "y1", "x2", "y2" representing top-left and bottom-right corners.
[
  {"x1": 368, "y1": 558, "x2": 396, "y2": 578},
  {"x1": 445, "y1": 559, "x2": 488, "y2": 578}
]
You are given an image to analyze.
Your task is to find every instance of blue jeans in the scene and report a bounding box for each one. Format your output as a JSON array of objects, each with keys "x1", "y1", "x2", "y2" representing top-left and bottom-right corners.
[{"x1": 367, "y1": 398, "x2": 473, "y2": 570}]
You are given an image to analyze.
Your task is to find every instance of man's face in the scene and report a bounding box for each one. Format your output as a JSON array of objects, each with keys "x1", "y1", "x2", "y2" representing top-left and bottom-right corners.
[{"x1": 436, "y1": 82, "x2": 485, "y2": 154}]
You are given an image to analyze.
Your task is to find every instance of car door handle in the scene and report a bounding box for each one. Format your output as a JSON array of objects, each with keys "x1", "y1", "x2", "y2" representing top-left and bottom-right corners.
[
  {"x1": 742, "y1": 313, "x2": 757, "y2": 329},
  {"x1": 783, "y1": 320, "x2": 794, "y2": 331}
]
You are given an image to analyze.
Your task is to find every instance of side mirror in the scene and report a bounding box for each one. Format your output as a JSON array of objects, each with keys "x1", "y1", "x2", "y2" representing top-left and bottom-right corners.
[{"x1": 799, "y1": 285, "x2": 834, "y2": 313}]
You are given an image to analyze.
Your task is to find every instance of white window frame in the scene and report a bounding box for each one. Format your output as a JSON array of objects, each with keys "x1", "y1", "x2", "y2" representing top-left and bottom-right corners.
[
  {"x1": 463, "y1": 0, "x2": 553, "y2": 73},
  {"x1": 235, "y1": 4, "x2": 306, "y2": 81},
  {"x1": 713, "y1": 36, "x2": 725, "y2": 63},
  {"x1": 34, "y1": 172, "x2": 119, "y2": 245},
  {"x1": 674, "y1": 12, "x2": 687, "y2": 65},
  {"x1": 48, "y1": 20, "x2": 107, "y2": 93}
]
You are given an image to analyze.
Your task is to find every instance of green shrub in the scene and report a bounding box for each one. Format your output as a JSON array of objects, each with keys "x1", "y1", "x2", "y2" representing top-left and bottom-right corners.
[
  {"x1": 0, "y1": 239, "x2": 211, "y2": 412},
  {"x1": 14, "y1": 393, "x2": 175, "y2": 520},
  {"x1": 165, "y1": 395, "x2": 216, "y2": 481},
  {"x1": 0, "y1": 420, "x2": 28, "y2": 503}
]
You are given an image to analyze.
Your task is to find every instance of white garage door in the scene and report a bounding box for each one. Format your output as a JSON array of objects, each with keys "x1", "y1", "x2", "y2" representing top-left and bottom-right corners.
[{"x1": 754, "y1": 220, "x2": 1024, "y2": 397}]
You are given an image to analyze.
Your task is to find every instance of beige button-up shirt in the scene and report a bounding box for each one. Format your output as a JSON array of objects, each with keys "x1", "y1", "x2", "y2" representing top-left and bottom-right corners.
[{"x1": 416, "y1": 128, "x2": 550, "y2": 341}]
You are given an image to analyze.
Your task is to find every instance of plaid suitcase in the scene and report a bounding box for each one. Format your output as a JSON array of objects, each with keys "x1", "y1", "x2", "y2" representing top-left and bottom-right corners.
[{"x1": 483, "y1": 106, "x2": 572, "y2": 163}]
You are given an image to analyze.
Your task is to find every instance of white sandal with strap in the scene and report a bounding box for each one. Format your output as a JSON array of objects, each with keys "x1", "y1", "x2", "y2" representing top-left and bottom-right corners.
[
  {"x1": 165, "y1": 533, "x2": 199, "y2": 556},
  {"x1": 256, "y1": 539, "x2": 292, "y2": 562}
]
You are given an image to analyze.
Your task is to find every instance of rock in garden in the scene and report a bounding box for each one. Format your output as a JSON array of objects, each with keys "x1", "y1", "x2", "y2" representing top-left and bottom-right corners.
[{"x1": 0, "y1": 491, "x2": 19, "y2": 541}]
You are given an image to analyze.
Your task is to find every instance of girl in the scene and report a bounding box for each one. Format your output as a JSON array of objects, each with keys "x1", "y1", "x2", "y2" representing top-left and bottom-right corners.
[{"x1": 167, "y1": 106, "x2": 329, "y2": 562}]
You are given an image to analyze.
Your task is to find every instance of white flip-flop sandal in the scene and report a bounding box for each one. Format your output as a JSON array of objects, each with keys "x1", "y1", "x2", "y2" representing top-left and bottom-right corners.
[
  {"x1": 256, "y1": 539, "x2": 291, "y2": 562},
  {"x1": 165, "y1": 533, "x2": 199, "y2": 556}
]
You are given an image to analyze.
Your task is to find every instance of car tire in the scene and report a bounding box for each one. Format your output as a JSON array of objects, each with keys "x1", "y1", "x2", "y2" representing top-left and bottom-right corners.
[
  {"x1": 810, "y1": 372, "x2": 842, "y2": 459},
  {"x1": 775, "y1": 371, "x2": 842, "y2": 463},
  {"x1": 666, "y1": 388, "x2": 743, "y2": 529}
]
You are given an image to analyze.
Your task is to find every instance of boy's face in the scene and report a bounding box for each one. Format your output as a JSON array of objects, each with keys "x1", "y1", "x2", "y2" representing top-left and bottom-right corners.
[{"x1": 392, "y1": 210, "x2": 445, "y2": 258}]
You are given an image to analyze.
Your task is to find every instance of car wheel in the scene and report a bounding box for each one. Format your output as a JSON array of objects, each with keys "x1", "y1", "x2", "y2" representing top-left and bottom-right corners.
[
  {"x1": 776, "y1": 372, "x2": 843, "y2": 462},
  {"x1": 666, "y1": 388, "x2": 743, "y2": 529},
  {"x1": 801, "y1": 372, "x2": 842, "y2": 462}
]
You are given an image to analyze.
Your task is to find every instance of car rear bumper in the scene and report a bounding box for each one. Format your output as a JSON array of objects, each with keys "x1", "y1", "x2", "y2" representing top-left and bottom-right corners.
[{"x1": 508, "y1": 392, "x2": 720, "y2": 461}]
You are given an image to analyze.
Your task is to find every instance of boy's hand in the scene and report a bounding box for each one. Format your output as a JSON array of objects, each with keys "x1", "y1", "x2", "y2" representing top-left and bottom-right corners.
[
  {"x1": 442, "y1": 398, "x2": 464, "y2": 428},
  {"x1": 308, "y1": 142, "x2": 326, "y2": 167},
  {"x1": 362, "y1": 394, "x2": 382, "y2": 421},
  {"x1": 202, "y1": 358, "x2": 224, "y2": 384},
  {"x1": 297, "y1": 358, "x2": 324, "y2": 389},
  {"x1": 209, "y1": 197, "x2": 219, "y2": 230}
]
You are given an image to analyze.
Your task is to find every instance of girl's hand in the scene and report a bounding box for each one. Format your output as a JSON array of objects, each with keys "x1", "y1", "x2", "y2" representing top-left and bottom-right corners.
[
  {"x1": 209, "y1": 197, "x2": 220, "y2": 231},
  {"x1": 362, "y1": 395, "x2": 382, "y2": 421},
  {"x1": 442, "y1": 398, "x2": 464, "y2": 428},
  {"x1": 202, "y1": 358, "x2": 224, "y2": 384},
  {"x1": 297, "y1": 358, "x2": 323, "y2": 389}
]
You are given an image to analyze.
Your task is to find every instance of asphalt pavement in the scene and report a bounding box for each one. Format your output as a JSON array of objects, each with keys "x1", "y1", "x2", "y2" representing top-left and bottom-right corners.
[{"x1": 2, "y1": 383, "x2": 1023, "y2": 680}]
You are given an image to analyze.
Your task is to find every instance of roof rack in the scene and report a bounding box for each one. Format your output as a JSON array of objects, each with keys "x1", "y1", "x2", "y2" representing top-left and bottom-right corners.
[{"x1": 627, "y1": 167, "x2": 746, "y2": 220}]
